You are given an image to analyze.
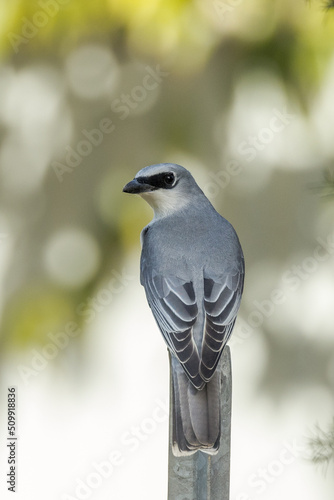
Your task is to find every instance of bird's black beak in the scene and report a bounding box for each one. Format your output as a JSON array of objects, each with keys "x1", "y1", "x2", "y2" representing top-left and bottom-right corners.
[{"x1": 122, "y1": 178, "x2": 155, "y2": 194}]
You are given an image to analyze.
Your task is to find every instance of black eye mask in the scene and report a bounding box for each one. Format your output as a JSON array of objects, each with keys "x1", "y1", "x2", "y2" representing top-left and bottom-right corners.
[{"x1": 136, "y1": 172, "x2": 178, "y2": 190}]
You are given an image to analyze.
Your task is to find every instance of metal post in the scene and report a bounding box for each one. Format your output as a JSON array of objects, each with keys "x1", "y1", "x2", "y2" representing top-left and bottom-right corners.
[{"x1": 168, "y1": 346, "x2": 232, "y2": 500}]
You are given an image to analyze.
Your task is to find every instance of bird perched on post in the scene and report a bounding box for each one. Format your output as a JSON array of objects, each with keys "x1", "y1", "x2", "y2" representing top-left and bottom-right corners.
[{"x1": 123, "y1": 163, "x2": 244, "y2": 456}]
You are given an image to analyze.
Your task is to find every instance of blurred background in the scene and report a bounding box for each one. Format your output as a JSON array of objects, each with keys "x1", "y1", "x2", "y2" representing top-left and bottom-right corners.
[{"x1": 0, "y1": 0, "x2": 334, "y2": 498}]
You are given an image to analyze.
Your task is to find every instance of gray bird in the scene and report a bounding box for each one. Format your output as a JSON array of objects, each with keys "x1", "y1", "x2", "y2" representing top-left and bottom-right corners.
[{"x1": 123, "y1": 163, "x2": 244, "y2": 456}]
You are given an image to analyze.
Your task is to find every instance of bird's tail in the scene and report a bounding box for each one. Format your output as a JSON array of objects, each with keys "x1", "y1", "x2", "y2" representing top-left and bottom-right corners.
[{"x1": 170, "y1": 356, "x2": 221, "y2": 456}]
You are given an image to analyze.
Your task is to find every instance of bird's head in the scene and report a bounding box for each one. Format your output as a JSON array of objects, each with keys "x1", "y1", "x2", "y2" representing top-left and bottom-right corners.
[{"x1": 123, "y1": 163, "x2": 203, "y2": 218}]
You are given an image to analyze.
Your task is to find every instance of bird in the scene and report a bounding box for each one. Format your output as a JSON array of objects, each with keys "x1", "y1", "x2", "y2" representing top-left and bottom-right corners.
[{"x1": 123, "y1": 163, "x2": 244, "y2": 456}]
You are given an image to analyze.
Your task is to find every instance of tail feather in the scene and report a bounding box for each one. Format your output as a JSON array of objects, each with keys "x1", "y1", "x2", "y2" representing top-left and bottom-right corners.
[{"x1": 171, "y1": 356, "x2": 221, "y2": 456}]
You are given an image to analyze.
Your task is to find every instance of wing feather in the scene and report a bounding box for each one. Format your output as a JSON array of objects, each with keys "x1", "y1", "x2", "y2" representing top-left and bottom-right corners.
[
  {"x1": 142, "y1": 271, "x2": 204, "y2": 388},
  {"x1": 200, "y1": 268, "x2": 244, "y2": 382}
]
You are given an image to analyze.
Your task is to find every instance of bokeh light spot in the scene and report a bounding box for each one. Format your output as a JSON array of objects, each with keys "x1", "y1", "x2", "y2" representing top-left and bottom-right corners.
[
  {"x1": 66, "y1": 44, "x2": 120, "y2": 100},
  {"x1": 44, "y1": 228, "x2": 101, "y2": 288}
]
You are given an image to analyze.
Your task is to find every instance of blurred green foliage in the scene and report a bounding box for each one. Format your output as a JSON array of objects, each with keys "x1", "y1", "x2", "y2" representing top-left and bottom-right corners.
[
  {"x1": 0, "y1": 0, "x2": 333, "y2": 76},
  {"x1": 308, "y1": 420, "x2": 334, "y2": 469}
]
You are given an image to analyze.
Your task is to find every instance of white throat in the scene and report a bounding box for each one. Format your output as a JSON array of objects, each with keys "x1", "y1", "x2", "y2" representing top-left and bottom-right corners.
[{"x1": 140, "y1": 189, "x2": 191, "y2": 219}]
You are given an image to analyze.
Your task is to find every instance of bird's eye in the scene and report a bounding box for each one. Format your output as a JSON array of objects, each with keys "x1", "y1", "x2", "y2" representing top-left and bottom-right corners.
[{"x1": 164, "y1": 173, "x2": 175, "y2": 186}]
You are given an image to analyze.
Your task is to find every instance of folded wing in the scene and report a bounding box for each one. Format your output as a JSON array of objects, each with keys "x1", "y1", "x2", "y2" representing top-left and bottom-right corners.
[
  {"x1": 142, "y1": 271, "x2": 204, "y2": 389},
  {"x1": 200, "y1": 269, "x2": 244, "y2": 382}
]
